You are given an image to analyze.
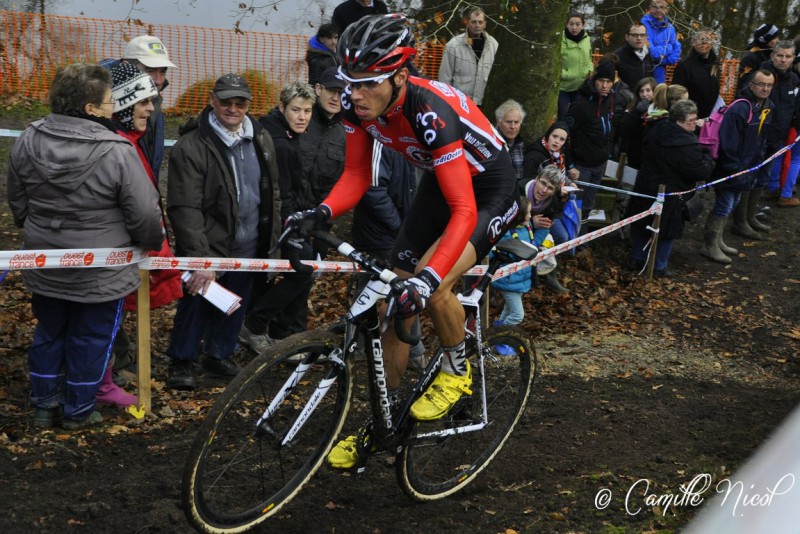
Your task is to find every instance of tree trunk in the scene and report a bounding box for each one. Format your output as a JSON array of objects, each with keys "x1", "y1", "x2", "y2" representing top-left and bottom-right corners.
[{"x1": 484, "y1": 0, "x2": 570, "y2": 140}]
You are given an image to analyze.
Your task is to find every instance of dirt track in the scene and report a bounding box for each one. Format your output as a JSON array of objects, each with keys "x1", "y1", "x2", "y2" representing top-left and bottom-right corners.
[{"x1": 2, "y1": 112, "x2": 800, "y2": 532}]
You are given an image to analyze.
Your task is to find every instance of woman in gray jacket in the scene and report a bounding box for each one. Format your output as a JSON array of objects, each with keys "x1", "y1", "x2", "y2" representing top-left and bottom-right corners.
[{"x1": 7, "y1": 63, "x2": 163, "y2": 430}]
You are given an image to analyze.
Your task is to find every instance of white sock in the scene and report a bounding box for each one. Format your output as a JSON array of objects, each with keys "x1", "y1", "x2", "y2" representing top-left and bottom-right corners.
[{"x1": 440, "y1": 340, "x2": 467, "y2": 375}]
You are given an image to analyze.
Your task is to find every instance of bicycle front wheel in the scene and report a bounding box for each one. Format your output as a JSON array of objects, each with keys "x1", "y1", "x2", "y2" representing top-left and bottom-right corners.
[
  {"x1": 182, "y1": 331, "x2": 352, "y2": 533},
  {"x1": 397, "y1": 325, "x2": 535, "y2": 500}
]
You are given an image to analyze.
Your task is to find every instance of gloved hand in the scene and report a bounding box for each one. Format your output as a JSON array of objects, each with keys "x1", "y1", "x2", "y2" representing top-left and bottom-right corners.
[
  {"x1": 284, "y1": 206, "x2": 331, "y2": 237},
  {"x1": 393, "y1": 268, "x2": 440, "y2": 318}
]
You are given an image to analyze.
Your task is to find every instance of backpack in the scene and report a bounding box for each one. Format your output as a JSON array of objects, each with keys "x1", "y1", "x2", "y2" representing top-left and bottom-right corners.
[{"x1": 698, "y1": 98, "x2": 753, "y2": 159}]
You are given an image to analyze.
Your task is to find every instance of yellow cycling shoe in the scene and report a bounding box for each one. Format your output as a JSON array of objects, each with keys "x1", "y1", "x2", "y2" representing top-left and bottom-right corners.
[
  {"x1": 410, "y1": 360, "x2": 473, "y2": 421},
  {"x1": 327, "y1": 435, "x2": 374, "y2": 469}
]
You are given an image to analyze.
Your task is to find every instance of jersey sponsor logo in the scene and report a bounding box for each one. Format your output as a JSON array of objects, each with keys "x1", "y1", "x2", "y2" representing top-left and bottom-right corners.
[
  {"x1": 433, "y1": 147, "x2": 463, "y2": 166},
  {"x1": 430, "y1": 80, "x2": 455, "y2": 98},
  {"x1": 344, "y1": 124, "x2": 355, "y2": 134},
  {"x1": 405, "y1": 145, "x2": 433, "y2": 168},
  {"x1": 397, "y1": 249, "x2": 419, "y2": 266},
  {"x1": 459, "y1": 93, "x2": 469, "y2": 113},
  {"x1": 487, "y1": 201, "x2": 520, "y2": 241},
  {"x1": 340, "y1": 88, "x2": 352, "y2": 111},
  {"x1": 416, "y1": 105, "x2": 446, "y2": 145},
  {"x1": 366, "y1": 125, "x2": 392, "y2": 144},
  {"x1": 464, "y1": 131, "x2": 492, "y2": 159}
]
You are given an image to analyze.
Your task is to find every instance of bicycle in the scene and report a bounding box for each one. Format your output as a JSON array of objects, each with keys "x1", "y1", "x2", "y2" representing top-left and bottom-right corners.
[{"x1": 182, "y1": 228, "x2": 538, "y2": 533}]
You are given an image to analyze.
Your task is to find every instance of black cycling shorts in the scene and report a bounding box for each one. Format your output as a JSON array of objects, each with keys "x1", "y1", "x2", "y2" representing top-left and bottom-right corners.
[{"x1": 391, "y1": 151, "x2": 519, "y2": 275}]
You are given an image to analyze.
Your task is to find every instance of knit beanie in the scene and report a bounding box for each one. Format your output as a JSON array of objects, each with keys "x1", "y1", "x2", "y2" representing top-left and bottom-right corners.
[
  {"x1": 746, "y1": 23, "x2": 780, "y2": 49},
  {"x1": 110, "y1": 62, "x2": 158, "y2": 128},
  {"x1": 593, "y1": 61, "x2": 616, "y2": 81}
]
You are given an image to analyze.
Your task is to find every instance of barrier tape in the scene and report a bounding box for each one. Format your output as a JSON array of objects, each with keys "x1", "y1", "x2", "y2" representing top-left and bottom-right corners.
[
  {"x1": 576, "y1": 137, "x2": 800, "y2": 200},
  {"x1": 1, "y1": 198, "x2": 663, "y2": 281}
]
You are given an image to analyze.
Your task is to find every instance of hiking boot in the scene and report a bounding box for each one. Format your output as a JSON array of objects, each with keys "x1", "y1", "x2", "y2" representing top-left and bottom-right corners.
[
  {"x1": 201, "y1": 356, "x2": 240, "y2": 377},
  {"x1": 778, "y1": 197, "x2": 800, "y2": 208},
  {"x1": 238, "y1": 324, "x2": 275, "y2": 354},
  {"x1": 167, "y1": 361, "x2": 196, "y2": 390},
  {"x1": 33, "y1": 407, "x2": 60, "y2": 429},
  {"x1": 61, "y1": 411, "x2": 102, "y2": 430},
  {"x1": 327, "y1": 434, "x2": 375, "y2": 469},
  {"x1": 410, "y1": 360, "x2": 473, "y2": 421}
]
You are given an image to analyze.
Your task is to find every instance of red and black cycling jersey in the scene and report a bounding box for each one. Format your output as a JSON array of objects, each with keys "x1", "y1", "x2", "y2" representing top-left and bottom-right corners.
[{"x1": 322, "y1": 76, "x2": 509, "y2": 281}]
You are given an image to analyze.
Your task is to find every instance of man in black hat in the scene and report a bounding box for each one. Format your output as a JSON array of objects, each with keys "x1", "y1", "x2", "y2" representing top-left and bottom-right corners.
[
  {"x1": 164, "y1": 73, "x2": 282, "y2": 390},
  {"x1": 564, "y1": 61, "x2": 619, "y2": 220}
]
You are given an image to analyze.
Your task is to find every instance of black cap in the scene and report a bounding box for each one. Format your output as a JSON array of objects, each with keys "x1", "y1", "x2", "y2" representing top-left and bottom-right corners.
[
  {"x1": 318, "y1": 66, "x2": 346, "y2": 90},
  {"x1": 213, "y1": 73, "x2": 252, "y2": 100}
]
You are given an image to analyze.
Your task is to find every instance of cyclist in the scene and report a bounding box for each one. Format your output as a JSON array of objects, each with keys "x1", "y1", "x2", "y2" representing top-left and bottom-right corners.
[{"x1": 287, "y1": 14, "x2": 519, "y2": 468}]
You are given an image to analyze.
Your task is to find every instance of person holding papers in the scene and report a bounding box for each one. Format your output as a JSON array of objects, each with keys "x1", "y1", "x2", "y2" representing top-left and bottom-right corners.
[{"x1": 164, "y1": 73, "x2": 281, "y2": 390}]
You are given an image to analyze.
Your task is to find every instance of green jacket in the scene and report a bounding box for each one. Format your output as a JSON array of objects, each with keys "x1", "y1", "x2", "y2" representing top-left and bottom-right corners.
[{"x1": 560, "y1": 32, "x2": 593, "y2": 92}]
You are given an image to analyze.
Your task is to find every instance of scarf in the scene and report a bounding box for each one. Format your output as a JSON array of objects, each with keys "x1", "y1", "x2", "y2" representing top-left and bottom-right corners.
[{"x1": 564, "y1": 29, "x2": 586, "y2": 43}]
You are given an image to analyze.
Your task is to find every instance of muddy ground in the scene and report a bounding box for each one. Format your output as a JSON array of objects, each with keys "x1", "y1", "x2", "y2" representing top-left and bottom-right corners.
[{"x1": 1, "y1": 108, "x2": 800, "y2": 533}]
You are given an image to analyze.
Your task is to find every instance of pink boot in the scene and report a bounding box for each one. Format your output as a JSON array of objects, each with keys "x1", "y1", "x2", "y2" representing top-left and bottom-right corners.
[{"x1": 96, "y1": 366, "x2": 138, "y2": 408}]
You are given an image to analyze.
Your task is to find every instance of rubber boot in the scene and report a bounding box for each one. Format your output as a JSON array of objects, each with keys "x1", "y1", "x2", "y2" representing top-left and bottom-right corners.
[
  {"x1": 699, "y1": 215, "x2": 732, "y2": 264},
  {"x1": 731, "y1": 194, "x2": 766, "y2": 240},
  {"x1": 747, "y1": 188, "x2": 772, "y2": 232},
  {"x1": 96, "y1": 366, "x2": 138, "y2": 408},
  {"x1": 543, "y1": 270, "x2": 569, "y2": 293},
  {"x1": 717, "y1": 216, "x2": 738, "y2": 256}
]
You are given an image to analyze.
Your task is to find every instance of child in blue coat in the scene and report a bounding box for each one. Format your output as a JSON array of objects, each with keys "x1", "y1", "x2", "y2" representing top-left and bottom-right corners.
[{"x1": 493, "y1": 165, "x2": 563, "y2": 326}]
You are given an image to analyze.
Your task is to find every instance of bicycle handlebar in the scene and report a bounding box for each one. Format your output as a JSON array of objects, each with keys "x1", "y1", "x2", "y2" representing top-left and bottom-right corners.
[{"x1": 274, "y1": 224, "x2": 422, "y2": 345}]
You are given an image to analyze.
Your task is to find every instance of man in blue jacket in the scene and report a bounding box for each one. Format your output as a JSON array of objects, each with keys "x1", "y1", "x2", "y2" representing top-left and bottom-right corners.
[
  {"x1": 700, "y1": 69, "x2": 774, "y2": 264},
  {"x1": 641, "y1": 1, "x2": 681, "y2": 84}
]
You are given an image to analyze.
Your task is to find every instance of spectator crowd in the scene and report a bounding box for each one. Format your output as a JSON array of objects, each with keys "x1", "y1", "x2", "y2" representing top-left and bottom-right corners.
[{"x1": 6, "y1": 1, "x2": 800, "y2": 432}]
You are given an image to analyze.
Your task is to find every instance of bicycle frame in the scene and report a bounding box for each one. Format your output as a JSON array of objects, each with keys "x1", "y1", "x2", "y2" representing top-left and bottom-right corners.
[{"x1": 255, "y1": 229, "x2": 525, "y2": 458}]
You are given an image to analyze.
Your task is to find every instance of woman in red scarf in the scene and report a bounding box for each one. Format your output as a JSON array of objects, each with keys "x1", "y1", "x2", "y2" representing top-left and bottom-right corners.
[{"x1": 105, "y1": 62, "x2": 182, "y2": 407}]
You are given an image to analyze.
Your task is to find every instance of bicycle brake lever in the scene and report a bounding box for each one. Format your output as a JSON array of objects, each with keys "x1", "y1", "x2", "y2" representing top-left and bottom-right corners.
[{"x1": 268, "y1": 225, "x2": 295, "y2": 256}]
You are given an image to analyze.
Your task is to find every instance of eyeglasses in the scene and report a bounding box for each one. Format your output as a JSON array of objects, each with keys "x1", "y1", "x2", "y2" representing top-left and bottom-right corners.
[
  {"x1": 750, "y1": 82, "x2": 775, "y2": 89},
  {"x1": 137, "y1": 97, "x2": 156, "y2": 106},
  {"x1": 101, "y1": 101, "x2": 115, "y2": 106},
  {"x1": 338, "y1": 66, "x2": 397, "y2": 90},
  {"x1": 216, "y1": 98, "x2": 250, "y2": 109},
  {"x1": 628, "y1": 33, "x2": 647, "y2": 38}
]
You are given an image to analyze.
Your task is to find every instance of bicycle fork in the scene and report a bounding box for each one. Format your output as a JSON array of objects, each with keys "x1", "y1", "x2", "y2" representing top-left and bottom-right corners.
[{"x1": 255, "y1": 349, "x2": 345, "y2": 446}]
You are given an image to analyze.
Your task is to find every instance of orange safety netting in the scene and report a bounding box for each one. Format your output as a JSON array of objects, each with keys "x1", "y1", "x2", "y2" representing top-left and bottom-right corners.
[
  {"x1": 0, "y1": 10, "x2": 308, "y2": 116},
  {"x1": 0, "y1": 11, "x2": 740, "y2": 116}
]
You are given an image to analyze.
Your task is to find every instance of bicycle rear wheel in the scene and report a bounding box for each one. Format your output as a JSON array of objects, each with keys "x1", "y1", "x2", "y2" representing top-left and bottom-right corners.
[
  {"x1": 397, "y1": 325, "x2": 535, "y2": 500},
  {"x1": 182, "y1": 331, "x2": 352, "y2": 533}
]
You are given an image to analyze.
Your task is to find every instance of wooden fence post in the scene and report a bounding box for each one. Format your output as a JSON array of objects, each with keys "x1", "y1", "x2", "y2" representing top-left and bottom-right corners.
[{"x1": 136, "y1": 270, "x2": 152, "y2": 414}]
